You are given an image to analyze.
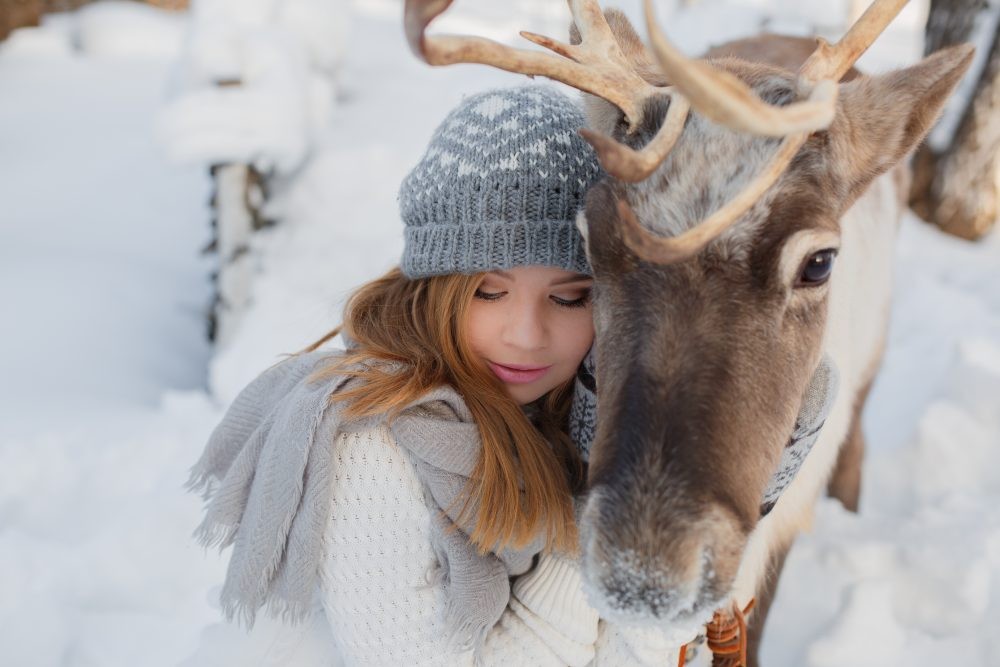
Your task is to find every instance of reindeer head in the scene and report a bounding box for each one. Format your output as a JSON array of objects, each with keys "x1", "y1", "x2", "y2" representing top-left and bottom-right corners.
[
  {"x1": 406, "y1": 0, "x2": 973, "y2": 626},
  {"x1": 576, "y1": 22, "x2": 972, "y2": 626}
]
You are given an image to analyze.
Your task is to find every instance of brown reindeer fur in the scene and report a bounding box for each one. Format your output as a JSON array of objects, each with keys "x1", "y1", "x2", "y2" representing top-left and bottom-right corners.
[
  {"x1": 574, "y1": 10, "x2": 975, "y2": 651},
  {"x1": 826, "y1": 369, "x2": 877, "y2": 513},
  {"x1": 742, "y1": 536, "x2": 794, "y2": 667},
  {"x1": 703, "y1": 34, "x2": 861, "y2": 82},
  {"x1": 743, "y1": 372, "x2": 874, "y2": 667}
]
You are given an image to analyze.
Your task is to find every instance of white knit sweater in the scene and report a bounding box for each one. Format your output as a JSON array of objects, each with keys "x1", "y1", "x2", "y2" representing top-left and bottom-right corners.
[
  {"x1": 182, "y1": 424, "x2": 702, "y2": 667},
  {"x1": 316, "y1": 424, "x2": 699, "y2": 667}
]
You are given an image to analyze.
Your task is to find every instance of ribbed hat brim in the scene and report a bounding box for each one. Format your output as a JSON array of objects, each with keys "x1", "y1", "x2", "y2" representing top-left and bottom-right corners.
[{"x1": 401, "y1": 219, "x2": 590, "y2": 279}]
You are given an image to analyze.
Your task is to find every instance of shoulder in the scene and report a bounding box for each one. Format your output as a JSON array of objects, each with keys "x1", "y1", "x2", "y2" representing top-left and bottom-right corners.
[
  {"x1": 328, "y1": 423, "x2": 430, "y2": 513},
  {"x1": 224, "y1": 349, "x2": 349, "y2": 420},
  {"x1": 260, "y1": 349, "x2": 346, "y2": 387},
  {"x1": 321, "y1": 424, "x2": 439, "y2": 608},
  {"x1": 333, "y1": 421, "x2": 407, "y2": 463}
]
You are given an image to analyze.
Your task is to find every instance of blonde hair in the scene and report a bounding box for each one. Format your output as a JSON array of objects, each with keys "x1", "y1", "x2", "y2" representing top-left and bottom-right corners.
[{"x1": 290, "y1": 267, "x2": 584, "y2": 555}]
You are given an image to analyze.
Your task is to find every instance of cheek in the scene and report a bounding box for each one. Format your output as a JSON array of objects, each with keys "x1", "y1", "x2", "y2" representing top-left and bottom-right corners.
[
  {"x1": 466, "y1": 301, "x2": 502, "y2": 357},
  {"x1": 554, "y1": 309, "x2": 595, "y2": 368}
]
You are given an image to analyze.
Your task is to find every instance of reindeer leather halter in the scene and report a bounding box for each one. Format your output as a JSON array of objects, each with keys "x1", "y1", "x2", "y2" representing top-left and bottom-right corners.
[{"x1": 678, "y1": 598, "x2": 757, "y2": 666}]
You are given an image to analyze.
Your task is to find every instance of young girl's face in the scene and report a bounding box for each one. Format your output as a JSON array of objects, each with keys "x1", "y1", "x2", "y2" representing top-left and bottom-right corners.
[{"x1": 467, "y1": 265, "x2": 594, "y2": 405}]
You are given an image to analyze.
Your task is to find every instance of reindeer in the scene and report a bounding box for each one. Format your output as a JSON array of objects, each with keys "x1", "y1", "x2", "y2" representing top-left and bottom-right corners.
[{"x1": 404, "y1": 0, "x2": 974, "y2": 664}]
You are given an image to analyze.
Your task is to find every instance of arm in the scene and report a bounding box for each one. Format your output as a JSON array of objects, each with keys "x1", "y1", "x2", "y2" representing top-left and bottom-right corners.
[
  {"x1": 487, "y1": 550, "x2": 600, "y2": 665},
  {"x1": 319, "y1": 425, "x2": 599, "y2": 666}
]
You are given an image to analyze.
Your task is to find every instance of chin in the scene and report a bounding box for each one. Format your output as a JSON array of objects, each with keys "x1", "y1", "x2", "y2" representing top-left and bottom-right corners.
[
  {"x1": 509, "y1": 385, "x2": 547, "y2": 406},
  {"x1": 511, "y1": 391, "x2": 540, "y2": 406}
]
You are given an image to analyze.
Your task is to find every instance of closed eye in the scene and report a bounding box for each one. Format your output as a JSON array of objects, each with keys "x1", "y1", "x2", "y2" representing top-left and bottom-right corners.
[
  {"x1": 474, "y1": 288, "x2": 506, "y2": 301},
  {"x1": 551, "y1": 290, "x2": 591, "y2": 308}
]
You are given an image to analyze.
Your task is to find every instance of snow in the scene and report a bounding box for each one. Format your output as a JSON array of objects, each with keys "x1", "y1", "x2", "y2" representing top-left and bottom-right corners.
[
  {"x1": 156, "y1": 0, "x2": 350, "y2": 173},
  {"x1": 0, "y1": 15, "x2": 211, "y2": 442},
  {"x1": 75, "y1": 1, "x2": 188, "y2": 57},
  {"x1": 0, "y1": 0, "x2": 997, "y2": 665}
]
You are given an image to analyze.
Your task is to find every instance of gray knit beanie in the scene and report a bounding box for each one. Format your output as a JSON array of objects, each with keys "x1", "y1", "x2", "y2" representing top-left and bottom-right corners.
[{"x1": 399, "y1": 85, "x2": 603, "y2": 278}]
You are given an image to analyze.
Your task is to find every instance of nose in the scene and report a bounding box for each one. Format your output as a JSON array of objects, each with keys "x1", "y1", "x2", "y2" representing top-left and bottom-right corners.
[
  {"x1": 579, "y1": 488, "x2": 744, "y2": 626},
  {"x1": 500, "y1": 297, "x2": 548, "y2": 352}
]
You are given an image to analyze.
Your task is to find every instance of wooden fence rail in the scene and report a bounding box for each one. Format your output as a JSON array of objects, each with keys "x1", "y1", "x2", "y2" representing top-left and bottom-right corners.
[{"x1": 0, "y1": 0, "x2": 188, "y2": 41}]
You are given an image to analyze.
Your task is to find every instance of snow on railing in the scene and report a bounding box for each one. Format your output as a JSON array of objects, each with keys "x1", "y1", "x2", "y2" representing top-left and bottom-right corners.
[{"x1": 157, "y1": 0, "x2": 350, "y2": 348}]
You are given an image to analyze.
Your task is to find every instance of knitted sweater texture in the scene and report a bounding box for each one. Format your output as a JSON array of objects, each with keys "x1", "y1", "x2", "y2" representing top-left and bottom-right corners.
[
  {"x1": 317, "y1": 424, "x2": 696, "y2": 667},
  {"x1": 182, "y1": 422, "x2": 699, "y2": 667}
]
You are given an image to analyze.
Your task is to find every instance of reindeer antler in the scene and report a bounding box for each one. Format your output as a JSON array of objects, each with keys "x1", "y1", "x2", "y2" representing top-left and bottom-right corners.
[
  {"x1": 643, "y1": 0, "x2": 839, "y2": 137},
  {"x1": 405, "y1": 0, "x2": 656, "y2": 128},
  {"x1": 405, "y1": 0, "x2": 909, "y2": 262},
  {"x1": 405, "y1": 0, "x2": 697, "y2": 182},
  {"x1": 620, "y1": 0, "x2": 908, "y2": 264}
]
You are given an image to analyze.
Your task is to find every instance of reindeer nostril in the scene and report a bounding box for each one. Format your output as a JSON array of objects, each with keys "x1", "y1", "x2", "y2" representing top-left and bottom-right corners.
[
  {"x1": 580, "y1": 494, "x2": 744, "y2": 626},
  {"x1": 582, "y1": 538, "x2": 713, "y2": 623}
]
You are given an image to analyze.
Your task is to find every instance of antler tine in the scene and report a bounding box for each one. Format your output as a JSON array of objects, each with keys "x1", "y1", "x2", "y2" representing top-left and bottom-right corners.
[
  {"x1": 579, "y1": 90, "x2": 691, "y2": 182},
  {"x1": 405, "y1": 0, "x2": 698, "y2": 182},
  {"x1": 404, "y1": 0, "x2": 657, "y2": 130},
  {"x1": 619, "y1": 133, "x2": 808, "y2": 264},
  {"x1": 621, "y1": 0, "x2": 910, "y2": 265},
  {"x1": 799, "y1": 0, "x2": 909, "y2": 81},
  {"x1": 643, "y1": 0, "x2": 838, "y2": 137},
  {"x1": 617, "y1": 84, "x2": 832, "y2": 264}
]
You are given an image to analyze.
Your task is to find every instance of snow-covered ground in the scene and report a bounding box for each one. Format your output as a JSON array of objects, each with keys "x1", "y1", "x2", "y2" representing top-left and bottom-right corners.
[{"x1": 1, "y1": 0, "x2": 998, "y2": 665}]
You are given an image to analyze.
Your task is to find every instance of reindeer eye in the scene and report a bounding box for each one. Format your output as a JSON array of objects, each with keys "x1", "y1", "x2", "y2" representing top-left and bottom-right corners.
[{"x1": 797, "y1": 249, "x2": 837, "y2": 286}]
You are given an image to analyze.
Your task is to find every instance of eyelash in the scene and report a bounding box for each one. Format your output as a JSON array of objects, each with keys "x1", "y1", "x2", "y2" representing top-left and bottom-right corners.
[
  {"x1": 474, "y1": 289, "x2": 591, "y2": 309},
  {"x1": 553, "y1": 292, "x2": 592, "y2": 309}
]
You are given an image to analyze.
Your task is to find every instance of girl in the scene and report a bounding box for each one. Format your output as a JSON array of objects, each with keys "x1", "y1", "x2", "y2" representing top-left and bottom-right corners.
[{"x1": 185, "y1": 85, "x2": 690, "y2": 666}]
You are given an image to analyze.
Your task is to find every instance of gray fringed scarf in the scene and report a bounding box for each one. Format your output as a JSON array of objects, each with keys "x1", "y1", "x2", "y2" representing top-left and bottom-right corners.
[
  {"x1": 189, "y1": 345, "x2": 838, "y2": 654},
  {"x1": 185, "y1": 349, "x2": 543, "y2": 653}
]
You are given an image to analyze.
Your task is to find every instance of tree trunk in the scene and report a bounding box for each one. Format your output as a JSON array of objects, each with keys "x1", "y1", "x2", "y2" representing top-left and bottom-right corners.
[{"x1": 910, "y1": 0, "x2": 1000, "y2": 240}]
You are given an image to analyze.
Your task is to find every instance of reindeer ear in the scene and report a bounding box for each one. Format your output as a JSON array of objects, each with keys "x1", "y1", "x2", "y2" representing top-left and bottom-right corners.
[
  {"x1": 827, "y1": 44, "x2": 974, "y2": 203},
  {"x1": 572, "y1": 8, "x2": 665, "y2": 138}
]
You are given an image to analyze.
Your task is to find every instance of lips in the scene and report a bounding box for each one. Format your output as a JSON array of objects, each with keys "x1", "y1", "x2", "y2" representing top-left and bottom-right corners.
[{"x1": 487, "y1": 361, "x2": 553, "y2": 385}]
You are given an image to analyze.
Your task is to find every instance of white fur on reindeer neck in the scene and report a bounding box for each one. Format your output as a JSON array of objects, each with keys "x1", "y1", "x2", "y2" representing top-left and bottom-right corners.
[{"x1": 569, "y1": 351, "x2": 839, "y2": 517}]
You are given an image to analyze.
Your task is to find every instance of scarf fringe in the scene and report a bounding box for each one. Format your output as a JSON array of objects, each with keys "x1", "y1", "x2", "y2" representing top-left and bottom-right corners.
[
  {"x1": 440, "y1": 594, "x2": 492, "y2": 661},
  {"x1": 185, "y1": 468, "x2": 241, "y2": 552},
  {"x1": 186, "y1": 350, "x2": 541, "y2": 658},
  {"x1": 420, "y1": 563, "x2": 446, "y2": 590},
  {"x1": 184, "y1": 465, "x2": 219, "y2": 502},
  {"x1": 219, "y1": 590, "x2": 316, "y2": 631},
  {"x1": 191, "y1": 515, "x2": 238, "y2": 551},
  {"x1": 429, "y1": 559, "x2": 497, "y2": 661}
]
